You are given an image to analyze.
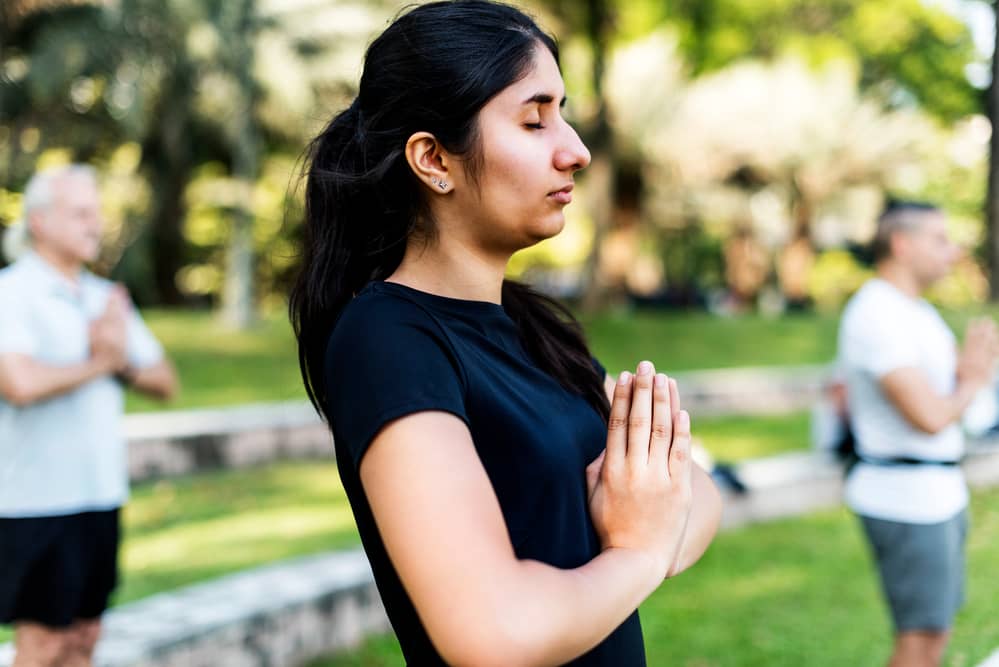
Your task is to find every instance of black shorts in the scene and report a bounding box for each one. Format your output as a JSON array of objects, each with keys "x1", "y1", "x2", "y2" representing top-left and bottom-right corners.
[{"x1": 0, "y1": 509, "x2": 120, "y2": 628}]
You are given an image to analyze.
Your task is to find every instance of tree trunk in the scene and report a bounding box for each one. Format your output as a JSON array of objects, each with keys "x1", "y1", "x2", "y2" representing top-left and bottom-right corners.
[
  {"x1": 220, "y1": 0, "x2": 258, "y2": 329},
  {"x1": 987, "y1": 0, "x2": 999, "y2": 300}
]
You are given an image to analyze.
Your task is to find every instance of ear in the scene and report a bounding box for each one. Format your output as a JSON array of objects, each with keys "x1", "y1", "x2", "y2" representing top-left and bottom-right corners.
[
  {"x1": 889, "y1": 229, "x2": 908, "y2": 259},
  {"x1": 404, "y1": 132, "x2": 453, "y2": 194},
  {"x1": 26, "y1": 209, "x2": 47, "y2": 241}
]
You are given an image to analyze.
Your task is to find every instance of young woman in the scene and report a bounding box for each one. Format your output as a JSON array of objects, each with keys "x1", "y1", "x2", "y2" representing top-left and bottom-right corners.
[{"x1": 289, "y1": 2, "x2": 722, "y2": 665}]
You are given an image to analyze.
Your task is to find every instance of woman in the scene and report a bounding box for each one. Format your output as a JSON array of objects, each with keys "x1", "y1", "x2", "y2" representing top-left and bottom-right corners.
[{"x1": 289, "y1": 2, "x2": 722, "y2": 665}]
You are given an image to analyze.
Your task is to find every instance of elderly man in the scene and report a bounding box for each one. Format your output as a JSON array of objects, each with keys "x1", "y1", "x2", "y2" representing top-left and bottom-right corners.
[
  {"x1": 0, "y1": 165, "x2": 177, "y2": 667},
  {"x1": 838, "y1": 201, "x2": 999, "y2": 667}
]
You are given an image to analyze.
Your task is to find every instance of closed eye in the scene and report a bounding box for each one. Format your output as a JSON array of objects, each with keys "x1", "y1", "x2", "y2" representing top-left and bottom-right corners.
[{"x1": 525, "y1": 122, "x2": 545, "y2": 130}]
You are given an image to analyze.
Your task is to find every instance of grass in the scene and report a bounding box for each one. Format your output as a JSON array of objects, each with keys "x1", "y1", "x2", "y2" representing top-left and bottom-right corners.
[
  {"x1": 309, "y1": 485, "x2": 999, "y2": 667},
  {"x1": 126, "y1": 309, "x2": 306, "y2": 412},
  {"x1": 694, "y1": 411, "x2": 811, "y2": 461},
  {"x1": 583, "y1": 308, "x2": 840, "y2": 374},
  {"x1": 130, "y1": 302, "x2": 999, "y2": 413},
  {"x1": 132, "y1": 307, "x2": 841, "y2": 414}
]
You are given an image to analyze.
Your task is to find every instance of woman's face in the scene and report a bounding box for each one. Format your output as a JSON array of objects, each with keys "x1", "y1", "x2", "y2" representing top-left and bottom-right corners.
[{"x1": 447, "y1": 45, "x2": 591, "y2": 254}]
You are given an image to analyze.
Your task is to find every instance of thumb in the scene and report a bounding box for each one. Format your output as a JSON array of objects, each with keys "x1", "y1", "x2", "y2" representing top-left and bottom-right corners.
[{"x1": 586, "y1": 450, "x2": 606, "y2": 495}]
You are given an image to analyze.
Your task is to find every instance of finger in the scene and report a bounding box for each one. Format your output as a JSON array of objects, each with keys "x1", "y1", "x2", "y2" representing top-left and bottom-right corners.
[
  {"x1": 668, "y1": 410, "x2": 692, "y2": 483},
  {"x1": 669, "y1": 377, "x2": 680, "y2": 423},
  {"x1": 650, "y1": 373, "x2": 671, "y2": 473},
  {"x1": 628, "y1": 360, "x2": 655, "y2": 471},
  {"x1": 606, "y1": 371, "x2": 632, "y2": 469}
]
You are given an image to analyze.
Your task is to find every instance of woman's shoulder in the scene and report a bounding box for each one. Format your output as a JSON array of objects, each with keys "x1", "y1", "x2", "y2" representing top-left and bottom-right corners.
[
  {"x1": 328, "y1": 282, "x2": 450, "y2": 359},
  {"x1": 336, "y1": 282, "x2": 440, "y2": 330}
]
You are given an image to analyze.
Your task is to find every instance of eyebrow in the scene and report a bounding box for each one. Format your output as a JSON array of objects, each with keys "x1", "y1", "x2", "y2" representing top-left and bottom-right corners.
[{"x1": 523, "y1": 93, "x2": 567, "y2": 108}]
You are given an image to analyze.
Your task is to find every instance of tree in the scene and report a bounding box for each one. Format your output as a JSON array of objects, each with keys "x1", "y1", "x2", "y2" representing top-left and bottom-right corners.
[{"x1": 986, "y1": 0, "x2": 999, "y2": 299}]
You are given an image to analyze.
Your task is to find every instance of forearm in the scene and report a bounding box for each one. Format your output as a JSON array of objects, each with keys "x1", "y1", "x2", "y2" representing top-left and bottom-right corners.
[
  {"x1": 454, "y1": 548, "x2": 660, "y2": 667},
  {"x1": 671, "y1": 464, "x2": 722, "y2": 574},
  {"x1": 881, "y1": 368, "x2": 984, "y2": 435},
  {"x1": 0, "y1": 355, "x2": 109, "y2": 406},
  {"x1": 913, "y1": 380, "x2": 979, "y2": 434},
  {"x1": 122, "y1": 360, "x2": 178, "y2": 400}
]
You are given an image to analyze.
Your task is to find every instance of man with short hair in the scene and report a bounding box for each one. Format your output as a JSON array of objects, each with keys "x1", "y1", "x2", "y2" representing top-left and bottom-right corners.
[
  {"x1": 838, "y1": 201, "x2": 998, "y2": 667},
  {"x1": 0, "y1": 165, "x2": 178, "y2": 667}
]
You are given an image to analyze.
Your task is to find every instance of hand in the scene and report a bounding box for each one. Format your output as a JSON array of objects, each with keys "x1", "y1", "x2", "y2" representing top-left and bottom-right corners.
[
  {"x1": 586, "y1": 361, "x2": 693, "y2": 580},
  {"x1": 958, "y1": 318, "x2": 999, "y2": 390},
  {"x1": 89, "y1": 285, "x2": 130, "y2": 373}
]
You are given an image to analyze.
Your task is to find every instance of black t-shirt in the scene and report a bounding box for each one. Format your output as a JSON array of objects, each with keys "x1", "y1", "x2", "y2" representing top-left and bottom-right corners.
[{"x1": 325, "y1": 281, "x2": 645, "y2": 666}]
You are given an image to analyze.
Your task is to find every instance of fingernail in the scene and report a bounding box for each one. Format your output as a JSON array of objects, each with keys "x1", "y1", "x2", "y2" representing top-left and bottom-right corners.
[
  {"x1": 618, "y1": 371, "x2": 631, "y2": 385},
  {"x1": 638, "y1": 361, "x2": 653, "y2": 376},
  {"x1": 654, "y1": 373, "x2": 666, "y2": 388},
  {"x1": 679, "y1": 410, "x2": 690, "y2": 430}
]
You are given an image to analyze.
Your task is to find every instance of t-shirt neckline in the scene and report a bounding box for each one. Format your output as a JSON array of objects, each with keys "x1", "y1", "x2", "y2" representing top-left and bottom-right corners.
[{"x1": 366, "y1": 280, "x2": 508, "y2": 318}]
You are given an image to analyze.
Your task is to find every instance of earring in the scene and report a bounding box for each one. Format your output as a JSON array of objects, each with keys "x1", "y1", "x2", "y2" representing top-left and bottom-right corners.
[
  {"x1": 430, "y1": 176, "x2": 439, "y2": 186},
  {"x1": 438, "y1": 180, "x2": 448, "y2": 190}
]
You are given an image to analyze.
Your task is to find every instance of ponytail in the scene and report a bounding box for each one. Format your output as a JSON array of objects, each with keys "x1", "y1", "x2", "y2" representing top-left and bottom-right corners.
[{"x1": 502, "y1": 281, "x2": 610, "y2": 420}]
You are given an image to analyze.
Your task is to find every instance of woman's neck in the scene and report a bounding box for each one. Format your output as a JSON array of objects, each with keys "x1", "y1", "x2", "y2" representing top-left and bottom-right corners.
[{"x1": 387, "y1": 237, "x2": 508, "y2": 304}]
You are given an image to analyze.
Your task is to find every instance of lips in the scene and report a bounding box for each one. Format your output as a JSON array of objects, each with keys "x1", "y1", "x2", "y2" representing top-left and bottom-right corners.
[{"x1": 548, "y1": 184, "x2": 573, "y2": 204}]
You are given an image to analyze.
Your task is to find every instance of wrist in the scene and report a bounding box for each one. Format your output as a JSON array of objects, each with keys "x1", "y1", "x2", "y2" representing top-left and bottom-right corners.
[
  {"x1": 603, "y1": 546, "x2": 665, "y2": 590},
  {"x1": 115, "y1": 364, "x2": 138, "y2": 386}
]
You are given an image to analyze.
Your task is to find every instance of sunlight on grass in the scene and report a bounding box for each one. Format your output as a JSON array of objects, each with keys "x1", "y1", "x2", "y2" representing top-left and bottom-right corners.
[{"x1": 695, "y1": 412, "x2": 811, "y2": 461}]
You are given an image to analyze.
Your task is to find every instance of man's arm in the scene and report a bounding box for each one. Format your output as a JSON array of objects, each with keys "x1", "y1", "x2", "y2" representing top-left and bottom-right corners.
[
  {"x1": 119, "y1": 359, "x2": 178, "y2": 401},
  {"x1": 0, "y1": 353, "x2": 115, "y2": 407},
  {"x1": 879, "y1": 368, "x2": 979, "y2": 435},
  {"x1": 879, "y1": 318, "x2": 999, "y2": 435}
]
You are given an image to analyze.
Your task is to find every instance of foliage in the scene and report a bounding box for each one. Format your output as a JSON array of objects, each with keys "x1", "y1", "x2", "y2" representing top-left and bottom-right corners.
[{"x1": 659, "y1": 0, "x2": 983, "y2": 122}]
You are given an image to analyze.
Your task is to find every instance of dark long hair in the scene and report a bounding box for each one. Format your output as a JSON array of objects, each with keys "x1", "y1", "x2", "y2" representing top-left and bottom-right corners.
[{"x1": 289, "y1": 0, "x2": 610, "y2": 423}]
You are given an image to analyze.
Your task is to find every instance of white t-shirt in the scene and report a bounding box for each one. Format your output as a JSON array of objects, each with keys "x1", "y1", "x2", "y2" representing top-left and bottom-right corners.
[
  {"x1": 0, "y1": 252, "x2": 164, "y2": 517},
  {"x1": 838, "y1": 278, "x2": 968, "y2": 524}
]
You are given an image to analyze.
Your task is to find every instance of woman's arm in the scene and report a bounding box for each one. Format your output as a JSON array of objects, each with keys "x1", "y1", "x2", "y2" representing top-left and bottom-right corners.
[
  {"x1": 362, "y1": 412, "x2": 662, "y2": 667},
  {"x1": 362, "y1": 366, "x2": 691, "y2": 667}
]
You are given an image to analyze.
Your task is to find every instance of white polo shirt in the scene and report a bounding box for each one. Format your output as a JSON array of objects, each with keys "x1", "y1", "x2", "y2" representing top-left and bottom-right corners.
[
  {"x1": 0, "y1": 252, "x2": 164, "y2": 517},
  {"x1": 838, "y1": 278, "x2": 968, "y2": 524}
]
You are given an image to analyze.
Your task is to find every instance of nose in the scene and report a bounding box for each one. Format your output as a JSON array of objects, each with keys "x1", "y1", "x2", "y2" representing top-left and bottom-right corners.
[{"x1": 554, "y1": 122, "x2": 591, "y2": 173}]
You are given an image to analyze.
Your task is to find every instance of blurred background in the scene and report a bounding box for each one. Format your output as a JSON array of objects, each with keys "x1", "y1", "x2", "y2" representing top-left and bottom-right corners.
[{"x1": 2, "y1": 1, "x2": 999, "y2": 666}]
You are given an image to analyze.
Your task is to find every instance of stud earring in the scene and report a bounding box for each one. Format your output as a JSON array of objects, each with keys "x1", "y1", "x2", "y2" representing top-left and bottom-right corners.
[
  {"x1": 430, "y1": 176, "x2": 439, "y2": 186},
  {"x1": 438, "y1": 180, "x2": 448, "y2": 190}
]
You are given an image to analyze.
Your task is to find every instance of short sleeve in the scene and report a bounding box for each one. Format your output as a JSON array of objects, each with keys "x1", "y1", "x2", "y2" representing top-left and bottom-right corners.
[
  {"x1": 840, "y1": 302, "x2": 919, "y2": 378},
  {"x1": 0, "y1": 285, "x2": 37, "y2": 356},
  {"x1": 126, "y1": 308, "x2": 165, "y2": 369},
  {"x1": 324, "y1": 296, "x2": 467, "y2": 469}
]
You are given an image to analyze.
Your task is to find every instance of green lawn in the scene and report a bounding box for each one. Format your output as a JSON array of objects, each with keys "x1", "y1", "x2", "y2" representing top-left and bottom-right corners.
[
  {"x1": 132, "y1": 307, "x2": 841, "y2": 413},
  {"x1": 310, "y1": 486, "x2": 999, "y2": 667},
  {"x1": 583, "y1": 309, "x2": 840, "y2": 374},
  {"x1": 132, "y1": 303, "x2": 999, "y2": 413},
  {"x1": 126, "y1": 309, "x2": 307, "y2": 412},
  {"x1": 694, "y1": 411, "x2": 811, "y2": 461}
]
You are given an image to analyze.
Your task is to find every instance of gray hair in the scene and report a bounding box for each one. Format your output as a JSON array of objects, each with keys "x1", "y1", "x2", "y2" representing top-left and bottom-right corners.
[
  {"x1": 3, "y1": 164, "x2": 98, "y2": 263},
  {"x1": 870, "y1": 201, "x2": 941, "y2": 263}
]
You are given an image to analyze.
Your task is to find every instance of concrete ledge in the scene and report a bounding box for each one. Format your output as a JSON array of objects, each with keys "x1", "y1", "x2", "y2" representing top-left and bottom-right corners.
[
  {"x1": 0, "y1": 550, "x2": 389, "y2": 667},
  {"x1": 124, "y1": 402, "x2": 332, "y2": 482}
]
